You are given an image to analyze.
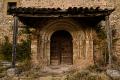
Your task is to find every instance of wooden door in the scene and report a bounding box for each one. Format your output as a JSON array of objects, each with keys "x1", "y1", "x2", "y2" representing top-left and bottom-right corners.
[
  {"x1": 61, "y1": 35, "x2": 73, "y2": 64},
  {"x1": 50, "y1": 34, "x2": 61, "y2": 65},
  {"x1": 50, "y1": 30, "x2": 73, "y2": 65}
]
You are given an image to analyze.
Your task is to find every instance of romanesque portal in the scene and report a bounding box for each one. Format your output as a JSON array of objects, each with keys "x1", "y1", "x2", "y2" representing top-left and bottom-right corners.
[{"x1": 30, "y1": 19, "x2": 94, "y2": 68}]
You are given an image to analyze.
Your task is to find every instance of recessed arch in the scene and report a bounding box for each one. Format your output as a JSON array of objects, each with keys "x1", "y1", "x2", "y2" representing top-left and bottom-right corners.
[
  {"x1": 50, "y1": 30, "x2": 73, "y2": 65},
  {"x1": 40, "y1": 19, "x2": 82, "y2": 41},
  {"x1": 38, "y1": 19, "x2": 87, "y2": 65}
]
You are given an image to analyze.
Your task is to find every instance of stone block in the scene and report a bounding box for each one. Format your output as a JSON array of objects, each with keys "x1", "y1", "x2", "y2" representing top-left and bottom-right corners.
[{"x1": 7, "y1": 68, "x2": 17, "y2": 77}]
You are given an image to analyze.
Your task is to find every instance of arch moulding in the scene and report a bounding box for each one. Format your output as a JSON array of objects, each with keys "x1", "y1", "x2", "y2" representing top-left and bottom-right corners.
[{"x1": 37, "y1": 19, "x2": 82, "y2": 65}]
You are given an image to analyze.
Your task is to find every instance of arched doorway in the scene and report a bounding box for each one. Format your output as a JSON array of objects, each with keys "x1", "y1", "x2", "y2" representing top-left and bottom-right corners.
[{"x1": 50, "y1": 30, "x2": 73, "y2": 65}]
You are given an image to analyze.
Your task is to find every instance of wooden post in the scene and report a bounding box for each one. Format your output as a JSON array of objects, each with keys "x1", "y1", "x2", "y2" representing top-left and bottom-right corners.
[
  {"x1": 12, "y1": 15, "x2": 18, "y2": 68},
  {"x1": 105, "y1": 16, "x2": 112, "y2": 68}
]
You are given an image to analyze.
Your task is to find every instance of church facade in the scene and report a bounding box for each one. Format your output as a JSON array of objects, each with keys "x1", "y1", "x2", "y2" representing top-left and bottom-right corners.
[{"x1": 1, "y1": 0, "x2": 119, "y2": 70}]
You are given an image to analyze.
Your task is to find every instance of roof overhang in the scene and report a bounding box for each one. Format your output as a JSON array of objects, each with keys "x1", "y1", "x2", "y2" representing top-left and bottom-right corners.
[
  {"x1": 8, "y1": 7, "x2": 115, "y2": 27},
  {"x1": 8, "y1": 7, "x2": 115, "y2": 18}
]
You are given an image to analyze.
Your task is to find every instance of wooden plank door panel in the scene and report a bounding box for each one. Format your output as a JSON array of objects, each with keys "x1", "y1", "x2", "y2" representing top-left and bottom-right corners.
[{"x1": 50, "y1": 30, "x2": 73, "y2": 65}]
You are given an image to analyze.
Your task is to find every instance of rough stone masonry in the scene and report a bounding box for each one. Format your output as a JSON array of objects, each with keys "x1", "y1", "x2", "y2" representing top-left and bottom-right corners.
[{"x1": 0, "y1": 0, "x2": 119, "y2": 70}]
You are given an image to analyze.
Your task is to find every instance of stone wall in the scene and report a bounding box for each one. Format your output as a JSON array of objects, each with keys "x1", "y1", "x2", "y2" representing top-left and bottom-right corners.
[
  {"x1": 109, "y1": 0, "x2": 120, "y2": 59},
  {"x1": 20, "y1": 0, "x2": 113, "y2": 9},
  {"x1": 30, "y1": 18, "x2": 94, "y2": 69},
  {"x1": 0, "y1": 0, "x2": 120, "y2": 68},
  {"x1": 0, "y1": 0, "x2": 15, "y2": 43},
  {"x1": 0, "y1": 0, "x2": 24, "y2": 43}
]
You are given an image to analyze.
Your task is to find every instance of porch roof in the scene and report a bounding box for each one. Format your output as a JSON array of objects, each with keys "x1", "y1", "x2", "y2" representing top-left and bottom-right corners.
[{"x1": 8, "y1": 7, "x2": 114, "y2": 17}]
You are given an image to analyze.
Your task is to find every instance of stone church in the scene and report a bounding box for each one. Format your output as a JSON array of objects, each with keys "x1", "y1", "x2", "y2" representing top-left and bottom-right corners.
[{"x1": 0, "y1": 0, "x2": 120, "y2": 70}]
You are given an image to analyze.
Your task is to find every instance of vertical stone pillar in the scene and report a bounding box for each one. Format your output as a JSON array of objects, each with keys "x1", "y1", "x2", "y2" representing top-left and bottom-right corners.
[
  {"x1": 46, "y1": 39, "x2": 50, "y2": 65},
  {"x1": 36, "y1": 32, "x2": 49, "y2": 66},
  {"x1": 37, "y1": 33, "x2": 46, "y2": 66},
  {"x1": 88, "y1": 28, "x2": 94, "y2": 61},
  {"x1": 73, "y1": 38, "x2": 79, "y2": 64},
  {"x1": 88, "y1": 40, "x2": 94, "y2": 62},
  {"x1": 39, "y1": 34, "x2": 44, "y2": 59},
  {"x1": 43, "y1": 37, "x2": 49, "y2": 65},
  {"x1": 105, "y1": 16, "x2": 112, "y2": 67},
  {"x1": 31, "y1": 29, "x2": 41, "y2": 66},
  {"x1": 37, "y1": 33, "x2": 43, "y2": 59},
  {"x1": 83, "y1": 28, "x2": 94, "y2": 65},
  {"x1": 31, "y1": 37, "x2": 38, "y2": 65}
]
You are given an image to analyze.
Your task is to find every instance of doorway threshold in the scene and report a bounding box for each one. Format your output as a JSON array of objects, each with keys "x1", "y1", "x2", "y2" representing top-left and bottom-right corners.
[{"x1": 40, "y1": 65, "x2": 73, "y2": 76}]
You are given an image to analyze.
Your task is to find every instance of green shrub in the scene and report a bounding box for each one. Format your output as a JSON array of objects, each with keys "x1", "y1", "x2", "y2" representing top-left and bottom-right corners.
[
  {"x1": 0, "y1": 36, "x2": 31, "y2": 62},
  {"x1": 17, "y1": 39, "x2": 31, "y2": 62},
  {"x1": 0, "y1": 36, "x2": 12, "y2": 61}
]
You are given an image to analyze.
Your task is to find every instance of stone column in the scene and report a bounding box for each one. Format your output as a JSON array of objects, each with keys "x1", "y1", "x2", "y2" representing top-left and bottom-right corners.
[
  {"x1": 73, "y1": 38, "x2": 79, "y2": 64},
  {"x1": 105, "y1": 16, "x2": 112, "y2": 67},
  {"x1": 43, "y1": 37, "x2": 49, "y2": 65},
  {"x1": 31, "y1": 38, "x2": 38, "y2": 65},
  {"x1": 37, "y1": 32, "x2": 50, "y2": 66},
  {"x1": 37, "y1": 33, "x2": 45, "y2": 66},
  {"x1": 46, "y1": 39, "x2": 50, "y2": 65}
]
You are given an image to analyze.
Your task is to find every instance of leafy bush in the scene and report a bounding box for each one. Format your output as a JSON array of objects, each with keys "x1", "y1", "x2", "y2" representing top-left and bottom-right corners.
[
  {"x1": 0, "y1": 36, "x2": 12, "y2": 61},
  {"x1": 17, "y1": 39, "x2": 31, "y2": 62},
  {"x1": 0, "y1": 36, "x2": 31, "y2": 62}
]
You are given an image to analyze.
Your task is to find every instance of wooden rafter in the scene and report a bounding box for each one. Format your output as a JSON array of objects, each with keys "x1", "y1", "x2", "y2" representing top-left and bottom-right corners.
[{"x1": 8, "y1": 7, "x2": 114, "y2": 17}]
